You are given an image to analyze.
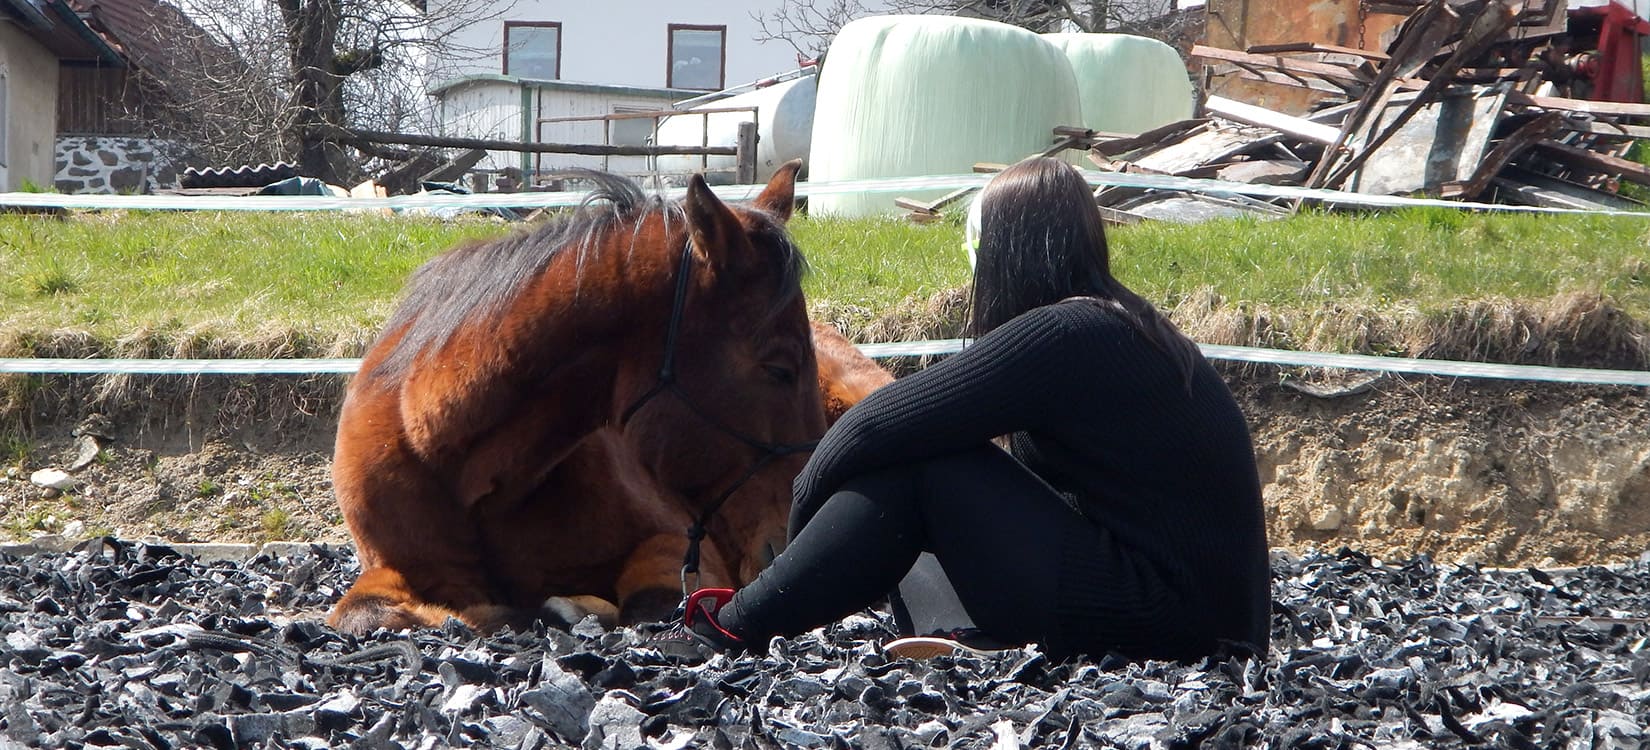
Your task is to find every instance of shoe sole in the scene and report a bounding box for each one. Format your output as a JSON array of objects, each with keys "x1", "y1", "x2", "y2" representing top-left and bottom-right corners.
[{"x1": 883, "y1": 636, "x2": 1008, "y2": 659}]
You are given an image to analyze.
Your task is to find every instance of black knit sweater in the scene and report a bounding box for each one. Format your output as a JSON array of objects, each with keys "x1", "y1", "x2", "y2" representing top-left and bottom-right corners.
[{"x1": 791, "y1": 298, "x2": 1271, "y2": 657}]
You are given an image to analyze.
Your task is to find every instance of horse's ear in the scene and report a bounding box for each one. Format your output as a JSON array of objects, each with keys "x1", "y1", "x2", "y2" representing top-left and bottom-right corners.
[
  {"x1": 684, "y1": 174, "x2": 742, "y2": 265},
  {"x1": 751, "y1": 159, "x2": 803, "y2": 224}
]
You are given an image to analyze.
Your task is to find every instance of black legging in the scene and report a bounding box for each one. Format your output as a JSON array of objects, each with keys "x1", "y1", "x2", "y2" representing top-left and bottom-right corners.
[{"x1": 718, "y1": 443, "x2": 1081, "y2": 650}]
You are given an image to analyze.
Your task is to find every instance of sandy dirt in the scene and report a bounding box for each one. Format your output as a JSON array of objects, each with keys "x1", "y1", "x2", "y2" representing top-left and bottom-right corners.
[{"x1": 2, "y1": 367, "x2": 1646, "y2": 567}]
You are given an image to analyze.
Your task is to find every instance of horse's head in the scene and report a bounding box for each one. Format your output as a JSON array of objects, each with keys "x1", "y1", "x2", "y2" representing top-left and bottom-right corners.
[{"x1": 619, "y1": 161, "x2": 825, "y2": 576}]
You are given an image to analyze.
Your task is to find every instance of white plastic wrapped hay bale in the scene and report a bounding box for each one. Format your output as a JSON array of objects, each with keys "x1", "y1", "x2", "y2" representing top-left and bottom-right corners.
[
  {"x1": 809, "y1": 15, "x2": 1082, "y2": 217},
  {"x1": 1043, "y1": 33, "x2": 1194, "y2": 136}
]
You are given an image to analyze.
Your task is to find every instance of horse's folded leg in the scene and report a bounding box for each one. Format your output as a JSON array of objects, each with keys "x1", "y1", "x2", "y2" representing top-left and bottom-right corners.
[
  {"x1": 329, "y1": 567, "x2": 469, "y2": 634},
  {"x1": 615, "y1": 533, "x2": 734, "y2": 624},
  {"x1": 540, "y1": 595, "x2": 620, "y2": 630}
]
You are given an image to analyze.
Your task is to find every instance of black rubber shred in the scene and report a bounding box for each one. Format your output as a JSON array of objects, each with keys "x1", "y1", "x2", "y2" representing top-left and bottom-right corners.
[{"x1": 1, "y1": 541, "x2": 1648, "y2": 747}]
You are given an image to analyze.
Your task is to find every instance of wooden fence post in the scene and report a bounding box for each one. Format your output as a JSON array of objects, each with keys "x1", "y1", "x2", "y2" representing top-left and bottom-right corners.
[{"x1": 735, "y1": 121, "x2": 759, "y2": 184}]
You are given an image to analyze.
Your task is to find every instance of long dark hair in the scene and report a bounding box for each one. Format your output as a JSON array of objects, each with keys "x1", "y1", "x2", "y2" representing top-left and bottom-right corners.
[{"x1": 967, "y1": 156, "x2": 1200, "y2": 386}]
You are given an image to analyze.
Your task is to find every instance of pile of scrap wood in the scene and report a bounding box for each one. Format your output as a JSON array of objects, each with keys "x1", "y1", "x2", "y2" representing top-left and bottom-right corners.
[
  {"x1": 1163, "y1": 0, "x2": 1648, "y2": 216},
  {"x1": 904, "y1": 0, "x2": 1650, "y2": 223}
]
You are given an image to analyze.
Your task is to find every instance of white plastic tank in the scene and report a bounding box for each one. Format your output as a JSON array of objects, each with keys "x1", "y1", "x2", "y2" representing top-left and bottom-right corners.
[{"x1": 653, "y1": 75, "x2": 817, "y2": 184}]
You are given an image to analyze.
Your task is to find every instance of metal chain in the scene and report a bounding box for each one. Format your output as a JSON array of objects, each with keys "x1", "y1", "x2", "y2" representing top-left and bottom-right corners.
[{"x1": 1358, "y1": 0, "x2": 1369, "y2": 51}]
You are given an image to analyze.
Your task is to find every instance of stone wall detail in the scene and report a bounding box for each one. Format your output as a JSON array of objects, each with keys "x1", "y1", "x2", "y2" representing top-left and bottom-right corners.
[{"x1": 54, "y1": 137, "x2": 188, "y2": 194}]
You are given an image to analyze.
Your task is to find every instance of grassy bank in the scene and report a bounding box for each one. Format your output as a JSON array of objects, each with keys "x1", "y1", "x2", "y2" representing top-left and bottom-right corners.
[{"x1": 1, "y1": 207, "x2": 1647, "y2": 355}]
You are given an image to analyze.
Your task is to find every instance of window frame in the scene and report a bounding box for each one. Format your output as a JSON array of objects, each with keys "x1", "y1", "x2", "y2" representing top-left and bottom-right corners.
[
  {"x1": 666, "y1": 23, "x2": 727, "y2": 91},
  {"x1": 503, "y1": 21, "x2": 563, "y2": 80},
  {"x1": 608, "y1": 105, "x2": 658, "y2": 147},
  {"x1": 0, "y1": 69, "x2": 9, "y2": 168}
]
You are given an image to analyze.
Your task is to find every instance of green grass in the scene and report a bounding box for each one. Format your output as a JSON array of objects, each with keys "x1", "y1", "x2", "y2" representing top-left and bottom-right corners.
[
  {"x1": 1112, "y1": 207, "x2": 1650, "y2": 312},
  {"x1": 792, "y1": 214, "x2": 973, "y2": 313},
  {"x1": 0, "y1": 207, "x2": 1647, "y2": 351},
  {"x1": 0, "y1": 212, "x2": 506, "y2": 342}
]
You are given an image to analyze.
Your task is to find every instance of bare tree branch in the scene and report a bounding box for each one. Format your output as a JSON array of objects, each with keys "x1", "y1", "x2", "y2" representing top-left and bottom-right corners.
[
  {"x1": 751, "y1": 0, "x2": 1193, "y2": 51},
  {"x1": 750, "y1": 0, "x2": 876, "y2": 58},
  {"x1": 117, "y1": 0, "x2": 510, "y2": 184}
]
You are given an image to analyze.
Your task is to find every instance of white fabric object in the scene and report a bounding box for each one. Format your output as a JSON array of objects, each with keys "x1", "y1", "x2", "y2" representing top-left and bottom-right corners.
[
  {"x1": 810, "y1": 15, "x2": 1083, "y2": 216},
  {"x1": 1043, "y1": 33, "x2": 1195, "y2": 137},
  {"x1": 964, "y1": 188, "x2": 984, "y2": 270}
]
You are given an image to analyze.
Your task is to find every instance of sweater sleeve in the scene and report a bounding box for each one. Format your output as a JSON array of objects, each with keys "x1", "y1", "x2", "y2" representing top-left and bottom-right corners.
[{"x1": 789, "y1": 302, "x2": 1117, "y2": 534}]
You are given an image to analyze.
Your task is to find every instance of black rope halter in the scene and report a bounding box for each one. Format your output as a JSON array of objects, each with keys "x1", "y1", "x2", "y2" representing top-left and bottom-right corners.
[{"x1": 619, "y1": 238, "x2": 818, "y2": 593}]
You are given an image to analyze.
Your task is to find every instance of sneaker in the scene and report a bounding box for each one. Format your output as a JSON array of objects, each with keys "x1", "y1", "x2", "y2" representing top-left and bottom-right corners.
[
  {"x1": 646, "y1": 588, "x2": 744, "y2": 663},
  {"x1": 884, "y1": 628, "x2": 1018, "y2": 659}
]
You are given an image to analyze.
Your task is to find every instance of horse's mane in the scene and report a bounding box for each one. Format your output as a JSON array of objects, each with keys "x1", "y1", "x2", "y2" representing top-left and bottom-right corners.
[
  {"x1": 366, "y1": 171, "x2": 671, "y2": 381},
  {"x1": 365, "y1": 171, "x2": 805, "y2": 382}
]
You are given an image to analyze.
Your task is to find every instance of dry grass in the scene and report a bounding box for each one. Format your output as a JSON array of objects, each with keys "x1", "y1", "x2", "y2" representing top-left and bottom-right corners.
[{"x1": 859, "y1": 285, "x2": 1650, "y2": 374}]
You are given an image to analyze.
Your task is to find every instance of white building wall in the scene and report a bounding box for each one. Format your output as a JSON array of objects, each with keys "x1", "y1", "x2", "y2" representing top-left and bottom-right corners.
[
  {"x1": 436, "y1": 78, "x2": 683, "y2": 179},
  {"x1": 530, "y1": 88, "x2": 682, "y2": 175},
  {"x1": 0, "y1": 24, "x2": 62, "y2": 191},
  {"x1": 437, "y1": 0, "x2": 842, "y2": 89}
]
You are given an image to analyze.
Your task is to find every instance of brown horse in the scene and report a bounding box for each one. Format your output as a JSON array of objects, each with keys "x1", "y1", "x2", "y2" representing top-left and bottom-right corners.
[{"x1": 328, "y1": 162, "x2": 885, "y2": 634}]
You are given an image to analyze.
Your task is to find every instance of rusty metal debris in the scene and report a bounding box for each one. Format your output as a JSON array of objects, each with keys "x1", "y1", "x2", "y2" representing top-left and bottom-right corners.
[{"x1": 1011, "y1": 0, "x2": 1650, "y2": 224}]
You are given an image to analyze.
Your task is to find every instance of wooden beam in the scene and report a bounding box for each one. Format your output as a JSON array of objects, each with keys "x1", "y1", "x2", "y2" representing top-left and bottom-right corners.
[
  {"x1": 1436, "y1": 112, "x2": 1564, "y2": 199},
  {"x1": 734, "y1": 121, "x2": 759, "y2": 184},
  {"x1": 1245, "y1": 42, "x2": 1391, "y2": 63},
  {"x1": 1213, "y1": 66, "x2": 1355, "y2": 96},
  {"x1": 1204, "y1": 95, "x2": 1344, "y2": 145},
  {"x1": 1090, "y1": 119, "x2": 1210, "y2": 157},
  {"x1": 1508, "y1": 91, "x2": 1650, "y2": 118},
  {"x1": 326, "y1": 127, "x2": 738, "y2": 157},
  {"x1": 1097, "y1": 206, "x2": 1146, "y2": 226},
  {"x1": 1562, "y1": 119, "x2": 1650, "y2": 139},
  {"x1": 1534, "y1": 140, "x2": 1650, "y2": 188},
  {"x1": 1191, "y1": 45, "x2": 1370, "y2": 87}
]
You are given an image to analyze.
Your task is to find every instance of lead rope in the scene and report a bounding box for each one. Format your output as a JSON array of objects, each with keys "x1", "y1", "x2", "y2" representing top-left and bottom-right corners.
[
  {"x1": 618, "y1": 239, "x2": 696, "y2": 426},
  {"x1": 616, "y1": 238, "x2": 819, "y2": 597}
]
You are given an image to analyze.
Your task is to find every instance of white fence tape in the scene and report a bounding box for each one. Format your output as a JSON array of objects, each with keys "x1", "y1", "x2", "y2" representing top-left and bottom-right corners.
[
  {"x1": 4, "y1": 172, "x2": 1650, "y2": 217},
  {"x1": 3, "y1": 172, "x2": 1645, "y2": 384},
  {"x1": 2, "y1": 341, "x2": 1647, "y2": 386}
]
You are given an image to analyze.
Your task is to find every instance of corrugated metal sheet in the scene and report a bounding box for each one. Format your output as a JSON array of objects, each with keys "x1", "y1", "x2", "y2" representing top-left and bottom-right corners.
[{"x1": 180, "y1": 162, "x2": 298, "y2": 189}]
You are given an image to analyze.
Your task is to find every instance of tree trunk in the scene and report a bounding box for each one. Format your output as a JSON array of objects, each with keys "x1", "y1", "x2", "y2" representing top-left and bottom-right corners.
[
  {"x1": 1086, "y1": 0, "x2": 1108, "y2": 32},
  {"x1": 281, "y1": 0, "x2": 352, "y2": 184}
]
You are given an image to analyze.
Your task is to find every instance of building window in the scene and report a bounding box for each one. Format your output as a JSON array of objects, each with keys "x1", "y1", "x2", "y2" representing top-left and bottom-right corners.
[
  {"x1": 668, "y1": 24, "x2": 726, "y2": 90},
  {"x1": 609, "y1": 107, "x2": 657, "y2": 147},
  {"x1": 0, "y1": 71, "x2": 8, "y2": 166},
  {"x1": 504, "y1": 21, "x2": 561, "y2": 80}
]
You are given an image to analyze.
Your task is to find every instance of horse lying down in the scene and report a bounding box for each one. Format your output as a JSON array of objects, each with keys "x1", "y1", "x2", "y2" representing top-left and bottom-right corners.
[{"x1": 328, "y1": 162, "x2": 894, "y2": 634}]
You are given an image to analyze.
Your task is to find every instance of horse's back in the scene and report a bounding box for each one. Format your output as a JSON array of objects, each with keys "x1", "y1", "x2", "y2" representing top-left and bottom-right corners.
[{"x1": 812, "y1": 322, "x2": 894, "y2": 424}]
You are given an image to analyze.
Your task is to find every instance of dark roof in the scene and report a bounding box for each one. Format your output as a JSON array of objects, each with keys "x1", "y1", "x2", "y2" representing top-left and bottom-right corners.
[
  {"x1": 67, "y1": 0, "x2": 215, "y2": 74},
  {"x1": 0, "y1": 0, "x2": 124, "y2": 63},
  {"x1": 70, "y1": 0, "x2": 179, "y2": 70}
]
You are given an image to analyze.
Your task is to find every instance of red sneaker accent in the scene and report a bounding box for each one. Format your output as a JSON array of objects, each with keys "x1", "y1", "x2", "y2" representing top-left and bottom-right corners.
[{"x1": 683, "y1": 587, "x2": 742, "y2": 643}]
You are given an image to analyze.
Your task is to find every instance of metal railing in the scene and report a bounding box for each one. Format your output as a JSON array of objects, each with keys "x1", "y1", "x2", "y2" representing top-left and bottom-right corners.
[{"x1": 533, "y1": 105, "x2": 760, "y2": 182}]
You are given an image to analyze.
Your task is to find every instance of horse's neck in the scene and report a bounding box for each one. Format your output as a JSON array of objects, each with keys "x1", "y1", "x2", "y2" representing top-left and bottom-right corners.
[{"x1": 519, "y1": 232, "x2": 683, "y2": 416}]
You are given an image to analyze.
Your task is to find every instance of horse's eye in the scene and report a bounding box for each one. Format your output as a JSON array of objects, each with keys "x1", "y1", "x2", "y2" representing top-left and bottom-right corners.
[{"x1": 762, "y1": 364, "x2": 797, "y2": 385}]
